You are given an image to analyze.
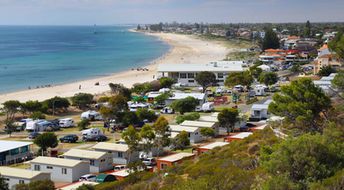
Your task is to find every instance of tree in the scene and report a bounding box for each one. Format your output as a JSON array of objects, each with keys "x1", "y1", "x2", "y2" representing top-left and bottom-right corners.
[
  {"x1": 249, "y1": 65, "x2": 263, "y2": 79},
  {"x1": 195, "y1": 71, "x2": 216, "y2": 92},
  {"x1": 99, "y1": 106, "x2": 113, "y2": 121},
  {"x1": 15, "y1": 179, "x2": 54, "y2": 190},
  {"x1": 225, "y1": 71, "x2": 253, "y2": 89},
  {"x1": 121, "y1": 111, "x2": 140, "y2": 127},
  {"x1": 154, "y1": 93, "x2": 170, "y2": 105},
  {"x1": 42, "y1": 96, "x2": 70, "y2": 113},
  {"x1": 76, "y1": 184, "x2": 95, "y2": 190},
  {"x1": 260, "y1": 128, "x2": 344, "y2": 189},
  {"x1": 175, "y1": 112, "x2": 200, "y2": 124},
  {"x1": 78, "y1": 119, "x2": 90, "y2": 131},
  {"x1": 108, "y1": 83, "x2": 131, "y2": 100},
  {"x1": 172, "y1": 131, "x2": 190, "y2": 150},
  {"x1": 136, "y1": 108, "x2": 157, "y2": 122},
  {"x1": 262, "y1": 28, "x2": 280, "y2": 50},
  {"x1": 131, "y1": 82, "x2": 152, "y2": 95},
  {"x1": 71, "y1": 93, "x2": 94, "y2": 109},
  {"x1": 30, "y1": 111, "x2": 46, "y2": 120},
  {"x1": 332, "y1": 70, "x2": 344, "y2": 93},
  {"x1": 4, "y1": 119, "x2": 16, "y2": 137},
  {"x1": 122, "y1": 126, "x2": 141, "y2": 164},
  {"x1": 258, "y1": 72, "x2": 278, "y2": 86},
  {"x1": 140, "y1": 124, "x2": 155, "y2": 155},
  {"x1": 268, "y1": 78, "x2": 331, "y2": 132},
  {"x1": 317, "y1": 65, "x2": 336, "y2": 77},
  {"x1": 289, "y1": 63, "x2": 302, "y2": 73},
  {"x1": 304, "y1": 20, "x2": 312, "y2": 38},
  {"x1": 0, "y1": 174, "x2": 9, "y2": 190},
  {"x1": 109, "y1": 95, "x2": 128, "y2": 114},
  {"x1": 159, "y1": 77, "x2": 176, "y2": 88},
  {"x1": 218, "y1": 108, "x2": 239, "y2": 135},
  {"x1": 2, "y1": 100, "x2": 21, "y2": 121},
  {"x1": 153, "y1": 116, "x2": 170, "y2": 156},
  {"x1": 171, "y1": 97, "x2": 199, "y2": 115},
  {"x1": 22, "y1": 100, "x2": 43, "y2": 114},
  {"x1": 200, "y1": 128, "x2": 215, "y2": 138},
  {"x1": 328, "y1": 31, "x2": 344, "y2": 59},
  {"x1": 34, "y1": 133, "x2": 58, "y2": 155}
]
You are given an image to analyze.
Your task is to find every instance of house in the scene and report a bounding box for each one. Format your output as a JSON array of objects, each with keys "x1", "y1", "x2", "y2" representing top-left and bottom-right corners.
[
  {"x1": 197, "y1": 142, "x2": 229, "y2": 154},
  {"x1": 198, "y1": 116, "x2": 218, "y2": 123},
  {"x1": 0, "y1": 167, "x2": 50, "y2": 189},
  {"x1": 165, "y1": 92, "x2": 206, "y2": 107},
  {"x1": 157, "y1": 153, "x2": 195, "y2": 170},
  {"x1": 63, "y1": 149, "x2": 113, "y2": 173},
  {"x1": 0, "y1": 141, "x2": 33, "y2": 166},
  {"x1": 225, "y1": 132, "x2": 253, "y2": 142},
  {"x1": 157, "y1": 61, "x2": 245, "y2": 86},
  {"x1": 314, "y1": 54, "x2": 342, "y2": 74},
  {"x1": 180, "y1": 120, "x2": 219, "y2": 136},
  {"x1": 92, "y1": 142, "x2": 140, "y2": 165},
  {"x1": 250, "y1": 100, "x2": 272, "y2": 121},
  {"x1": 169, "y1": 125, "x2": 203, "y2": 143},
  {"x1": 30, "y1": 156, "x2": 89, "y2": 183}
]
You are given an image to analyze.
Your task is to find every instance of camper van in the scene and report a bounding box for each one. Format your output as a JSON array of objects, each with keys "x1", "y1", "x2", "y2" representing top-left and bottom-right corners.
[
  {"x1": 82, "y1": 128, "x2": 103, "y2": 139},
  {"x1": 201, "y1": 102, "x2": 215, "y2": 112},
  {"x1": 26, "y1": 120, "x2": 56, "y2": 132},
  {"x1": 59, "y1": 118, "x2": 74, "y2": 128},
  {"x1": 128, "y1": 103, "x2": 149, "y2": 112},
  {"x1": 81, "y1": 111, "x2": 102, "y2": 121}
]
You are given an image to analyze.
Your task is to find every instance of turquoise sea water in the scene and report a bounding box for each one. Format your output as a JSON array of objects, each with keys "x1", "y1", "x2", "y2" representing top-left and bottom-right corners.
[{"x1": 0, "y1": 25, "x2": 170, "y2": 93}]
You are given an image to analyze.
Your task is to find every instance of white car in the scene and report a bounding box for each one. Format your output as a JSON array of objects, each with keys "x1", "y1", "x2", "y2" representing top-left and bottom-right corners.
[
  {"x1": 79, "y1": 174, "x2": 96, "y2": 182},
  {"x1": 114, "y1": 165, "x2": 127, "y2": 171}
]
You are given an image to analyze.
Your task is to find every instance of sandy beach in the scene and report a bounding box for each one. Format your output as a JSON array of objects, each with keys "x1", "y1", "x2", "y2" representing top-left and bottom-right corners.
[{"x1": 0, "y1": 32, "x2": 230, "y2": 103}]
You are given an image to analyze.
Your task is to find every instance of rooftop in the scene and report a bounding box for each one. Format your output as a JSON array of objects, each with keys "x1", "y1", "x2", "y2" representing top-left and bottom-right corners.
[
  {"x1": 251, "y1": 104, "x2": 269, "y2": 110},
  {"x1": 0, "y1": 167, "x2": 48, "y2": 179},
  {"x1": 0, "y1": 140, "x2": 32, "y2": 153},
  {"x1": 169, "y1": 125, "x2": 198, "y2": 133},
  {"x1": 199, "y1": 142, "x2": 229, "y2": 150},
  {"x1": 63, "y1": 149, "x2": 108, "y2": 160},
  {"x1": 92, "y1": 142, "x2": 129, "y2": 152},
  {"x1": 169, "y1": 92, "x2": 205, "y2": 100},
  {"x1": 157, "y1": 61, "x2": 244, "y2": 73},
  {"x1": 198, "y1": 116, "x2": 218, "y2": 122},
  {"x1": 30, "y1": 157, "x2": 86, "y2": 167},
  {"x1": 158, "y1": 152, "x2": 195, "y2": 162},
  {"x1": 180, "y1": 120, "x2": 215, "y2": 128},
  {"x1": 111, "y1": 169, "x2": 130, "y2": 177},
  {"x1": 229, "y1": 132, "x2": 253, "y2": 139}
]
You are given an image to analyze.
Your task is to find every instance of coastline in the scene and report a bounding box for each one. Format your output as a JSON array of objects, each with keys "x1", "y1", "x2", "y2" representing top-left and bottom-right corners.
[{"x1": 0, "y1": 31, "x2": 229, "y2": 103}]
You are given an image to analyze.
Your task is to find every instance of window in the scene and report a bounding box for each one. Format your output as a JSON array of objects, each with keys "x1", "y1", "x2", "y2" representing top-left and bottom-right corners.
[
  {"x1": 188, "y1": 80, "x2": 195, "y2": 83},
  {"x1": 187, "y1": 73, "x2": 195, "y2": 78},
  {"x1": 90, "y1": 160, "x2": 95, "y2": 166},
  {"x1": 188, "y1": 133, "x2": 191, "y2": 137},
  {"x1": 179, "y1": 73, "x2": 187, "y2": 79},
  {"x1": 161, "y1": 163, "x2": 168, "y2": 169},
  {"x1": 118, "y1": 152, "x2": 123, "y2": 158},
  {"x1": 47, "y1": 166, "x2": 53, "y2": 169},
  {"x1": 19, "y1": 180, "x2": 25, "y2": 184},
  {"x1": 34, "y1": 165, "x2": 40, "y2": 171},
  {"x1": 62, "y1": 168, "x2": 67, "y2": 175},
  {"x1": 217, "y1": 73, "x2": 224, "y2": 79},
  {"x1": 100, "y1": 159, "x2": 105, "y2": 162}
]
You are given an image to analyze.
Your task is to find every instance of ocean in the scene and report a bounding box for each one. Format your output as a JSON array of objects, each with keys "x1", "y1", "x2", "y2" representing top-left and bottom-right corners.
[{"x1": 0, "y1": 25, "x2": 170, "y2": 93}]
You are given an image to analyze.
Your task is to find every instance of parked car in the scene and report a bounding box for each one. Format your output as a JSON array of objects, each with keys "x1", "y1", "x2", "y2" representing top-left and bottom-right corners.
[
  {"x1": 83, "y1": 134, "x2": 107, "y2": 142},
  {"x1": 28, "y1": 132, "x2": 40, "y2": 139},
  {"x1": 79, "y1": 174, "x2": 97, "y2": 182},
  {"x1": 142, "y1": 158, "x2": 156, "y2": 166},
  {"x1": 160, "y1": 107, "x2": 174, "y2": 114},
  {"x1": 113, "y1": 165, "x2": 127, "y2": 171},
  {"x1": 59, "y1": 134, "x2": 78, "y2": 143}
]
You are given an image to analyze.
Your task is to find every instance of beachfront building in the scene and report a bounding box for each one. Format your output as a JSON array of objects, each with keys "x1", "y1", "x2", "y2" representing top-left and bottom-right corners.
[
  {"x1": 0, "y1": 167, "x2": 50, "y2": 189},
  {"x1": 30, "y1": 157, "x2": 89, "y2": 183},
  {"x1": 169, "y1": 125, "x2": 203, "y2": 143},
  {"x1": 63, "y1": 149, "x2": 113, "y2": 173},
  {"x1": 157, "y1": 61, "x2": 245, "y2": 86},
  {"x1": 165, "y1": 92, "x2": 207, "y2": 107},
  {"x1": 92, "y1": 142, "x2": 140, "y2": 165},
  {"x1": 157, "y1": 153, "x2": 195, "y2": 170},
  {"x1": 180, "y1": 120, "x2": 219, "y2": 136},
  {"x1": 197, "y1": 142, "x2": 229, "y2": 154},
  {"x1": 0, "y1": 141, "x2": 33, "y2": 166}
]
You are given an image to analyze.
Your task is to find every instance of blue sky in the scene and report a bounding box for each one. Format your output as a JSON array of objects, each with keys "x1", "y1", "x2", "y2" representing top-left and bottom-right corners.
[{"x1": 0, "y1": 0, "x2": 343, "y2": 25}]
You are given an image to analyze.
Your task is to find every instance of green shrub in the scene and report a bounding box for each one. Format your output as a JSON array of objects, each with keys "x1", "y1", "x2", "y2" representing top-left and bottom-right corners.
[{"x1": 176, "y1": 112, "x2": 200, "y2": 124}]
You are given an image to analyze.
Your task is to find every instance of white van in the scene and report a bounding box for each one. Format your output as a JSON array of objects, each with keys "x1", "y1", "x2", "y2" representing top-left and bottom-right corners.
[
  {"x1": 59, "y1": 118, "x2": 74, "y2": 128},
  {"x1": 81, "y1": 110, "x2": 102, "y2": 121},
  {"x1": 201, "y1": 102, "x2": 215, "y2": 112}
]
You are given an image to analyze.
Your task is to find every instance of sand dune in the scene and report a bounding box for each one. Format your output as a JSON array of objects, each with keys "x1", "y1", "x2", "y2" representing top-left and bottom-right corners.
[{"x1": 0, "y1": 32, "x2": 229, "y2": 103}]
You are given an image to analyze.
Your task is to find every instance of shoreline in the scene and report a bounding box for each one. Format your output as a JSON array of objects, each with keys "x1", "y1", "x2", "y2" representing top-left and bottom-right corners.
[{"x1": 0, "y1": 31, "x2": 229, "y2": 103}]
